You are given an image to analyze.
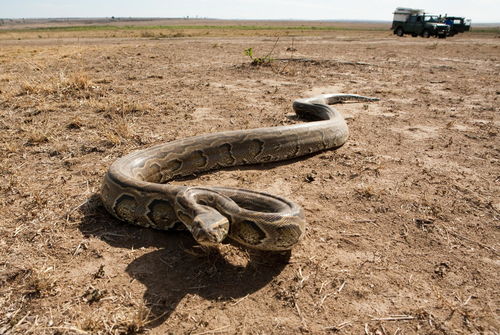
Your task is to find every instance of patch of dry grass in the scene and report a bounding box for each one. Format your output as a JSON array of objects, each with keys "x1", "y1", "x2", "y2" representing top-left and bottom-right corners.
[
  {"x1": 78, "y1": 305, "x2": 150, "y2": 334},
  {"x1": 99, "y1": 115, "x2": 135, "y2": 147},
  {"x1": 90, "y1": 98, "x2": 151, "y2": 116},
  {"x1": 18, "y1": 71, "x2": 95, "y2": 97},
  {"x1": 0, "y1": 267, "x2": 150, "y2": 334},
  {"x1": 354, "y1": 184, "x2": 380, "y2": 200}
]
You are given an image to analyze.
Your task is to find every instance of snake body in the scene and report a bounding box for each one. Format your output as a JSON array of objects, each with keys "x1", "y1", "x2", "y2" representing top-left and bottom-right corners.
[{"x1": 101, "y1": 94, "x2": 379, "y2": 250}]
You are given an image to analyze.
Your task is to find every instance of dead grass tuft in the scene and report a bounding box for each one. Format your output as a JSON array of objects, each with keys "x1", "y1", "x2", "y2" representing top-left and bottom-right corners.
[
  {"x1": 21, "y1": 269, "x2": 56, "y2": 299},
  {"x1": 140, "y1": 31, "x2": 155, "y2": 38},
  {"x1": 120, "y1": 307, "x2": 150, "y2": 334},
  {"x1": 4, "y1": 141, "x2": 22, "y2": 153},
  {"x1": 25, "y1": 129, "x2": 50, "y2": 145},
  {"x1": 19, "y1": 81, "x2": 40, "y2": 95},
  {"x1": 1, "y1": 268, "x2": 57, "y2": 301},
  {"x1": 91, "y1": 98, "x2": 150, "y2": 116},
  {"x1": 96, "y1": 115, "x2": 135, "y2": 147},
  {"x1": 66, "y1": 71, "x2": 92, "y2": 90},
  {"x1": 79, "y1": 316, "x2": 102, "y2": 333},
  {"x1": 17, "y1": 71, "x2": 95, "y2": 97},
  {"x1": 77, "y1": 304, "x2": 149, "y2": 334},
  {"x1": 354, "y1": 184, "x2": 379, "y2": 200},
  {"x1": 66, "y1": 116, "x2": 84, "y2": 130},
  {"x1": 113, "y1": 117, "x2": 133, "y2": 140}
]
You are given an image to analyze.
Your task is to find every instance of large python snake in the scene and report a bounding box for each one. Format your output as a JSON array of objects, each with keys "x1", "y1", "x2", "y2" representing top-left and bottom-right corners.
[{"x1": 101, "y1": 94, "x2": 379, "y2": 250}]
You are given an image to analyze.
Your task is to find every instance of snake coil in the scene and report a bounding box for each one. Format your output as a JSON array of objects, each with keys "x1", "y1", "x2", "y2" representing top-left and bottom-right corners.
[{"x1": 101, "y1": 94, "x2": 379, "y2": 250}]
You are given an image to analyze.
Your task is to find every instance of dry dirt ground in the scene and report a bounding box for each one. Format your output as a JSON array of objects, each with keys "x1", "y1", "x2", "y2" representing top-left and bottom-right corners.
[{"x1": 0, "y1": 24, "x2": 499, "y2": 335}]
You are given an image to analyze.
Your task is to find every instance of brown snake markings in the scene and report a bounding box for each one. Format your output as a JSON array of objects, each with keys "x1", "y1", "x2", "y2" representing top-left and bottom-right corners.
[{"x1": 101, "y1": 94, "x2": 379, "y2": 250}]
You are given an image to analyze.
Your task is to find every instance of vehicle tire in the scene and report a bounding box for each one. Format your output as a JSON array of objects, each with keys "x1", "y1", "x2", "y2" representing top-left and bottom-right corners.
[
  {"x1": 422, "y1": 30, "x2": 431, "y2": 38},
  {"x1": 438, "y1": 34, "x2": 446, "y2": 39},
  {"x1": 396, "y1": 27, "x2": 404, "y2": 37}
]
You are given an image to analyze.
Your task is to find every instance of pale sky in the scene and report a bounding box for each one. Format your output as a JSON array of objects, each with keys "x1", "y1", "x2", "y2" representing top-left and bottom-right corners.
[{"x1": 1, "y1": 0, "x2": 499, "y2": 23}]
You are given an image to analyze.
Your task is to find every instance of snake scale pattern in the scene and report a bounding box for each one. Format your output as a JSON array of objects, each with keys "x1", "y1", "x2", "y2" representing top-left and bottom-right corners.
[{"x1": 101, "y1": 94, "x2": 379, "y2": 250}]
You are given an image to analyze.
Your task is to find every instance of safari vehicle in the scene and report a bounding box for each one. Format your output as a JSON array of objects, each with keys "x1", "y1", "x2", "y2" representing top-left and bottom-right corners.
[
  {"x1": 443, "y1": 16, "x2": 471, "y2": 36},
  {"x1": 391, "y1": 7, "x2": 450, "y2": 38}
]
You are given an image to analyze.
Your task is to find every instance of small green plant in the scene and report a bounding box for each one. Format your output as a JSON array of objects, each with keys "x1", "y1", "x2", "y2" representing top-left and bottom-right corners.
[{"x1": 243, "y1": 47, "x2": 274, "y2": 66}]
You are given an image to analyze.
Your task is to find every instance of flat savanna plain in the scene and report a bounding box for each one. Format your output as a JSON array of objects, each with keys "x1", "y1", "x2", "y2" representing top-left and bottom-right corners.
[{"x1": 0, "y1": 20, "x2": 499, "y2": 335}]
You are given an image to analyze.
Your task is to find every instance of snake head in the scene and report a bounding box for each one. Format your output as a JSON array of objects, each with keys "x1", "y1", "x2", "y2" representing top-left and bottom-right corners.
[{"x1": 191, "y1": 212, "x2": 230, "y2": 246}]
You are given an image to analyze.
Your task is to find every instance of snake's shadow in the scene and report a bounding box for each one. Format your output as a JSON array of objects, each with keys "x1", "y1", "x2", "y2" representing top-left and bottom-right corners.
[{"x1": 78, "y1": 194, "x2": 290, "y2": 328}]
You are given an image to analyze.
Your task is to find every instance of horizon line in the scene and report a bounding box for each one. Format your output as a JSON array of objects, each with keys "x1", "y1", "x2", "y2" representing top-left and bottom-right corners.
[
  {"x1": 1, "y1": 16, "x2": 499, "y2": 25},
  {"x1": 3, "y1": 17, "x2": 390, "y2": 21}
]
